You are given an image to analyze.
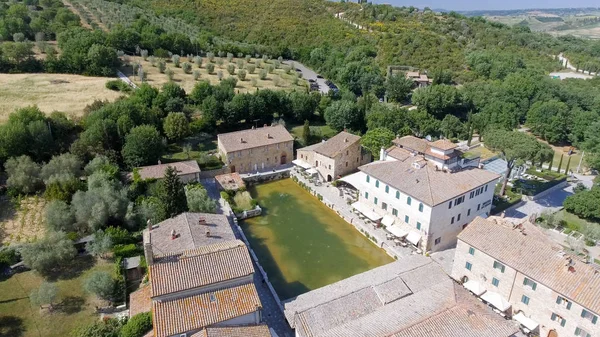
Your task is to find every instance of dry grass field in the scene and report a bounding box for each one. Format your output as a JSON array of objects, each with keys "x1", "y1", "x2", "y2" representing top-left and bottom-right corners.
[
  {"x1": 0, "y1": 73, "x2": 123, "y2": 121},
  {"x1": 122, "y1": 56, "x2": 308, "y2": 93},
  {"x1": 0, "y1": 196, "x2": 47, "y2": 245}
]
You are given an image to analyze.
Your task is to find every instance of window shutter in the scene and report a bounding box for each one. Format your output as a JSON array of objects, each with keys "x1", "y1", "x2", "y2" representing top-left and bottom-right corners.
[
  {"x1": 556, "y1": 297, "x2": 561, "y2": 304},
  {"x1": 575, "y1": 327, "x2": 581, "y2": 335},
  {"x1": 593, "y1": 315, "x2": 598, "y2": 324},
  {"x1": 523, "y1": 278, "x2": 527, "y2": 286},
  {"x1": 581, "y1": 310, "x2": 587, "y2": 318},
  {"x1": 561, "y1": 319, "x2": 566, "y2": 327},
  {"x1": 567, "y1": 302, "x2": 572, "y2": 310},
  {"x1": 532, "y1": 282, "x2": 536, "y2": 290},
  {"x1": 501, "y1": 265, "x2": 505, "y2": 273},
  {"x1": 551, "y1": 313, "x2": 556, "y2": 321}
]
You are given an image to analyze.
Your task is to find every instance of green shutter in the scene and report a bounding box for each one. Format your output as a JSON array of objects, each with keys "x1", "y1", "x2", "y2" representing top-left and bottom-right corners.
[
  {"x1": 575, "y1": 327, "x2": 581, "y2": 335},
  {"x1": 582, "y1": 309, "x2": 587, "y2": 318},
  {"x1": 567, "y1": 301, "x2": 572, "y2": 310},
  {"x1": 501, "y1": 265, "x2": 505, "y2": 273},
  {"x1": 561, "y1": 318, "x2": 566, "y2": 327},
  {"x1": 532, "y1": 282, "x2": 536, "y2": 290},
  {"x1": 551, "y1": 313, "x2": 556, "y2": 321},
  {"x1": 556, "y1": 296, "x2": 562, "y2": 304},
  {"x1": 593, "y1": 315, "x2": 598, "y2": 324},
  {"x1": 523, "y1": 278, "x2": 528, "y2": 286}
]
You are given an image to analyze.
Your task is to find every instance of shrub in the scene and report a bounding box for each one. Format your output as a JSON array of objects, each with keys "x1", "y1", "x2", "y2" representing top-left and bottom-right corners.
[
  {"x1": 105, "y1": 80, "x2": 130, "y2": 92},
  {"x1": 227, "y1": 64, "x2": 235, "y2": 75},
  {"x1": 251, "y1": 78, "x2": 258, "y2": 87},
  {"x1": 148, "y1": 56, "x2": 156, "y2": 66},
  {"x1": 246, "y1": 64, "x2": 256, "y2": 74},
  {"x1": 158, "y1": 61, "x2": 166, "y2": 73},
  {"x1": 273, "y1": 76, "x2": 282, "y2": 87},
  {"x1": 0, "y1": 248, "x2": 20, "y2": 269},
  {"x1": 237, "y1": 69, "x2": 247, "y2": 81},
  {"x1": 140, "y1": 50, "x2": 148, "y2": 60},
  {"x1": 259, "y1": 69, "x2": 267, "y2": 80},
  {"x1": 206, "y1": 63, "x2": 215, "y2": 74},
  {"x1": 193, "y1": 70, "x2": 201, "y2": 80},
  {"x1": 182, "y1": 62, "x2": 192, "y2": 74},
  {"x1": 236, "y1": 59, "x2": 244, "y2": 69},
  {"x1": 112, "y1": 244, "x2": 141, "y2": 258},
  {"x1": 194, "y1": 56, "x2": 202, "y2": 68},
  {"x1": 207, "y1": 52, "x2": 214, "y2": 62},
  {"x1": 84, "y1": 271, "x2": 115, "y2": 302},
  {"x1": 171, "y1": 54, "x2": 181, "y2": 67},
  {"x1": 226, "y1": 52, "x2": 233, "y2": 62},
  {"x1": 165, "y1": 69, "x2": 174, "y2": 81},
  {"x1": 120, "y1": 312, "x2": 152, "y2": 337}
]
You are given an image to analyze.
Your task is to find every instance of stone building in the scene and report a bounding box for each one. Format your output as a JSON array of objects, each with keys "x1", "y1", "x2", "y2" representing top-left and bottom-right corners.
[
  {"x1": 295, "y1": 131, "x2": 371, "y2": 181},
  {"x1": 340, "y1": 136, "x2": 499, "y2": 253},
  {"x1": 132, "y1": 160, "x2": 201, "y2": 183},
  {"x1": 217, "y1": 125, "x2": 294, "y2": 174},
  {"x1": 451, "y1": 216, "x2": 600, "y2": 337}
]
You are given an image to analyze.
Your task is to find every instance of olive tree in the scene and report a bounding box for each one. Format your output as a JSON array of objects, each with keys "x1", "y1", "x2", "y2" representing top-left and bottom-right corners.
[
  {"x1": 45, "y1": 200, "x2": 77, "y2": 233},
  {"x1": 41, "y1": 153, "x2": 83, "y2": 184},
  {"x1": 237, "y1": 69, "x2": 247, "y2": 81},
  {"x1": 206, "y1": 63, "x2": 215, "y2": 74},
  {"x1": 163, "y1": 112, "x2": 190, "y2": 141},
  {"x1": 185, "y1": 184, "x2": 217, "y2": 213},
  {"x1": 194, "y1": 56, "x2": 202, "y2": 68},
  {"x1": 171, "y1": 54, "x2": 180, "y2": 67},
  {"x1": 84, "y1": 271, "x2": 115, "y2": 302},
  {"x1": 227, "y1": 64, "x2": 235, "y2": 75},
  {"x1": 19, "y1": 232, "x2": 76, "y2": 275},
  {"x1": 4, "y1": 155, "x2": 42, "y2": 194},
  {"x1": 30, "y1": 282, "x2": 58, "y2": 310}
]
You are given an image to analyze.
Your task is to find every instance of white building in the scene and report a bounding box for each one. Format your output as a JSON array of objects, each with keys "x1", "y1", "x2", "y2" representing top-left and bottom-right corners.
[
  {"x1": 341, "y1": 136, "x2": 499, "y2": 253},
  {"x1": 452, "y1": 216, "x2": 600, "y2": 337}
]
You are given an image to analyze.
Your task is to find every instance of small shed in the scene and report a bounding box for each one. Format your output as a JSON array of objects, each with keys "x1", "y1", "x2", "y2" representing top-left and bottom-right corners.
[
  {"x1": 123, "y1": 256, "x2": 143, "y2": 282},
  {"x1": 74, "y1": 235, "x2": 94, "y2": 254}
]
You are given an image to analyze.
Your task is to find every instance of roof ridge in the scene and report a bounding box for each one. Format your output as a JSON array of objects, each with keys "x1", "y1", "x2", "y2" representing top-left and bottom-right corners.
[
  {"x1": 184, "y1": 213, "x2": 196, "y2": 248},
  {"x1": 217, "y1": 124, "x2": 283, "y2": 137}
]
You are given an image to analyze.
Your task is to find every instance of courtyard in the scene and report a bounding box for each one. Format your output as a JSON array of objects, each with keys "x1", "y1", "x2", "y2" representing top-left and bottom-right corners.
[{"x1": 240, "y1": 179, "x2": 394, "y2": 300}]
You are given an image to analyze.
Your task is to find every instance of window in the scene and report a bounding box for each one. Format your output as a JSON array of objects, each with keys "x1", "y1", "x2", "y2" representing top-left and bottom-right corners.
[
  {"x1": 375, "y1": 180, "x2": 380, "y2": 188},
  {"x1": 581, "y1": 309, "x2": 598, "y2": 324},
  {"x1": 366, "y1": 175, "x2": 370, "y2": 183},
  {"x1": 407, "y1": 197, "x2": 412, "y2": 205},
  {"x1": 346, "y1": 162, "x2": 348, "y2": 167},
  {"x1": 467, "y1": 209, "x2": 471, "y2": 216},
  {"x1": 329, "y1": 165, "x2": 331, "y2": 169},
  {"x1": 346, "y1": 150, "x2": 349, "y2": 155},
  {"x1": 551, "y1": 313, "x2": 567, "y2": 327},
  {"x1": 468, "y1": 247, "x2": 475, "y2": 255},
  {"x1": 575, "y1": 328, "x2": 592, "y2": 337},
  {"x1": 448, "y1": 201, "x2": 452, "y2": 209},
  {"x1": 365, "y1": 192, "x2": 369, "y2": 200},
  {"x1": 475, "y1": 188, "x2": 480, "y2": 196},
  {"x1": 457, "y1": 213, "x2": 461, "y2": 221},
  {"x1": 477, "y1": 204, "x2": 481, "y2": 211},
  {"x1": 385, "y1": 185, "x2": 389, "y2": 193},
  {"x1": 392, "y1": 208, "x2": 398, "y2": 216},
  {"x1": 451, "y1": 216, "x2": 455, "y2": 224},
  {"x1": 470, "y1": 191, "x2": 474, "y2": 199},
  {"x1": 465, "y1": 262, "x2": 472, "y2": 271},
  {"x1": 374, "y1": 197, "x2": 378, "y2": 205},
  {"x1": 485, "y1": 184, "x2": 488, "y2": 192},
  {"x1": 556, "y1": 296, "x2": 572, "y2": 310},
  {"x1": 416, "y1": 222, "x2": 421, "y2": 230},
  {"x1": 521, "y1": 295, "x2": 530, "y2": 305},
  {"x1": 418, "y1": 203, "x2": 424, "y2": 212},
  {"x1": 492, "y1": 278, "x2": 499, "y2": 287},
  {"x1": 434, "y1": 237, "x2": 441, "y2": 245},
  {"x1": 382, "y1": 202, "x2": 387, "y2": 210},
  {"x1": 404, "y1": 215, "x2": 410, "y2": 224},
  {"x1": 523, "y1": 278, "x2": 537, "y2": 291},
  {"x1": 493, "y1": 261, "x2": 505, "y2": 273},
  {"x1": 395, "y1": 191, "x2": 400, "y2": 199}
]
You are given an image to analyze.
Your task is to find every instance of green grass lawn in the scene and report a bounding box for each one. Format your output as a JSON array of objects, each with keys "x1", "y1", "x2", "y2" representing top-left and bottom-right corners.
[
  {"x1": 232, "y1": 191, "x2": 254, "y2": 211},
  {"x1": 162, "y1": 133, "x2": 224, "y2": 170},
  {"x1": 492, "y1": 183, "x2": 523, "y2": 215},
  {"x1": 290, "y1": 123, "x2": 337, "y2": 147},
  {"x1": 463, "y1": 145, "x2": 497, "y2": 161},
  {"x1": 557, "y1": 209, "x2": 597, "y2": 233},
  {"x1": 0, "y1": 257, "x2": 113, "y2": 337}
]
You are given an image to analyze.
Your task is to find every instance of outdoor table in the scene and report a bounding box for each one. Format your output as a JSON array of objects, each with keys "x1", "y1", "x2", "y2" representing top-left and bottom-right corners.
[{"x1": 394, "y1": 239, "x2": 401, "y2": 246}]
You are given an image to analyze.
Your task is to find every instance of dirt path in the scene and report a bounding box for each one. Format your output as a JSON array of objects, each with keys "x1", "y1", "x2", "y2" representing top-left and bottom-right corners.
[{"x1": 62, "y1": 0, "x2": 109, "y2": 32}]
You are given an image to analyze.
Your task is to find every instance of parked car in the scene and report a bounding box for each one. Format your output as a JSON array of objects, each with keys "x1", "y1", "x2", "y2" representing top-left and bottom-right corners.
[
  {"x1": 325, "y1": 80, "x2": 331, "y2": 85},
  {"x1": 317, "y1": 75, "x2": 324, "y2": 79},
  {"x1": 308, "y1": 79, "x2": 316, "y2": 83},
  {"x1": 296, "y1": 68, "x2": 302, "y2": 72}
]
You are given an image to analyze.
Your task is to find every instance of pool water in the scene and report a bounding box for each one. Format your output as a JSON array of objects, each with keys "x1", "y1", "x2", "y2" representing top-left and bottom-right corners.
[{"x1": 241, "y1": 178, "x2": 394, "y2": 300}]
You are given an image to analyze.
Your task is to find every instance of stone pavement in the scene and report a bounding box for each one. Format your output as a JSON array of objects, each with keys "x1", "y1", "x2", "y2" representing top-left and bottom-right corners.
[
  {"x1": 290, "y1": 171, "x2": 416, "y2": 259},
  {"x1": 201, "y1": 178, "x2": 294, "y2": 337}
]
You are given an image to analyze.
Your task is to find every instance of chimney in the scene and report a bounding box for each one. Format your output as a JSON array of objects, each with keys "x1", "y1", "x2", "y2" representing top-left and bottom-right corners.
[
  {"x1": 143, "y1": 230, "x2": 153, "y2": 265},
  {"x1": 171, "y1": 229, "x2": 177, "y2": 240},
  {"x1": 380, "y1": 147, "x2": 387, "y2": 161},
  {"x1": 147, "y1": 219, "x2": 153, "y2": 232},
  {"x1": 252, "y1": 126, "x2": 255, "y2": 129},
  {"x1": 344, "y1": 138, "x2": 348, "y2": 143},
  {"x1": 266, "y1": 133, "x2": 271, "y2": 139},
  {"x1": 198, "y1": 217, "x2": 207, "y2": 226},
  {"x1": 205, "y1": 230, "x2": 211, "y2": 237},
  {"x1": 240, "y1": 137, "x2": 244, "y2": 143},
  {"x1": 500, "y1": 212, "x2": 506, "y2": 218},
  {"x1": 158, "y1": 160, "x2": 161, "y2": 165}
]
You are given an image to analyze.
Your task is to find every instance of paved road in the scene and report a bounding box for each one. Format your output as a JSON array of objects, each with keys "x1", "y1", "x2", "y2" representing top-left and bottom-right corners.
[
  {"x1": 558, "y1": 53, "x2": 597, "y2": 76},
  {"x1": 283, "y1": 60, "x2": 330, "y2": 94}
]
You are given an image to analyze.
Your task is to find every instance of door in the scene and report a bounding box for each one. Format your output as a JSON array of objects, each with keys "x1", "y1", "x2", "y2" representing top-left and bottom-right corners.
[
  {"x1": 281, "y1": 153, "x2": 287, "y2": 165},
  {"x1": 231, "y1": 165, "x2": 236, "y2": 173}
]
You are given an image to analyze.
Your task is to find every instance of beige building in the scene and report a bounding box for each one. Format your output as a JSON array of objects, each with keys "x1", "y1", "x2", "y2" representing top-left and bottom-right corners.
[
  {"x1": 137, "y1": 213, "x2": 272, "y2": 337},
  {"x1": 295, "y1": 131, "x2": 371, "y2": 181},
  {"x1": 451, "y1": 216, "x2": 600, "y2": 337},
  {"x1": 284, "y1": 255, "x2": 520, "y2": 337},
  {"x1": 405, "y1": 71, "x2": 432, "y2": 88},
  {"x1": 132, "y1": 160, "x2": 201, "y2": 183},
  {"x1": 217, "y1": 124, "x2": 294, "y2": 174}
]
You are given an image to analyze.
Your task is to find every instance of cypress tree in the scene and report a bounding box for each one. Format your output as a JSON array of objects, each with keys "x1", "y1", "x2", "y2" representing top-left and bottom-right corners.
[
  {"x1": 158, "y1": 166, "x2": 188, "y2": 218},
  {"x1": 557, "y1": 154, "x2": 564, "y2": 173},
  {"x1": 565, "y1": 155, "x2": 572, "y2": 175},
  {"x1": 302, "y1": 120, "x2": 310, "y2": 146}
]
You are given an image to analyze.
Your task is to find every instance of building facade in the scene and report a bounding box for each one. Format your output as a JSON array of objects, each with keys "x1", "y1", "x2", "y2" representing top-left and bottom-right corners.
[
  {"x1": 132, "y1": 160, "x2": 201, "y2": 183},
  {"x1": 217, "y1": 124, "x2": 294, "y2": 174},
  {"x1": 296, "y1": 131, "x2": 371, "y2": 181},
  {"x1": 451, "y1": 217, "x2": 600, "y2": 337},
  {"x1": 343, "y1": 136, "x2": 499, "y2": 253}
]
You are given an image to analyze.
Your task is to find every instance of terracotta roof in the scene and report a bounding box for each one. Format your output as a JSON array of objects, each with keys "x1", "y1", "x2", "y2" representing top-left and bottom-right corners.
[
  {"x1": 129, "y1": 284, "x2": 152, "y2": 317},
  {"x1": 218, "y1": 125, "x2": 293, "y2": 153},
  {"x1": 152, "y1": 283, "x2": 262, "y2": 337},
  {"x1": 406, "y1": 71, "x2": 420, "y2": 78},
  {"x1": 146, "y1": 213, "x2": 236, "y2": 255},
  {"x1": 424, "y1": 147, "x2": 460, "y2": 161},
  {"x1": 459, "y1": 217, "x2": 600, "y2": 315},
  {"x1": 215, "y1": 172, "x2": 245, "y2": 191},
  {"x1": 150, "y1": 240, "x2": 254, "y2": 297},
  {"x1": 286, "y1": 256, "x2": 518, "y2": 337},
  {"x1": 359, "y1": 158, "x2": 499, "y2": 206},
  {"x1": 430, "y1": 139, "x2": 457, "y2": 151},
  {"x1": 190, "y1": 325, "x2": 272, "y2": 337},
  {"x1": 134, "y1": 160, "x2": 200, "y2": 180},
  {"x1": 392, "y1": 136, "x2": 429, "y2": 154},
  {"x1": 313, "y1": 131, "x2": 361, "y2": 158},
  {"x1": 385, "y1": 146, "x2": 412, "y2": 161}
]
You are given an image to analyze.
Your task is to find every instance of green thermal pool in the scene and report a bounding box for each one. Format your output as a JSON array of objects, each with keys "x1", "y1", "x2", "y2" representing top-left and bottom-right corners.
[{"x1": 241, "y1": 178, "x2": 394, "y2": 300}]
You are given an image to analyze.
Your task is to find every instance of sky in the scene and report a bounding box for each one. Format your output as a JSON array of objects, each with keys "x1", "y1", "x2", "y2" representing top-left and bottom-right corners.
[{"x1": 370, "y1": 0, "x2": 599, "y2": 11}]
